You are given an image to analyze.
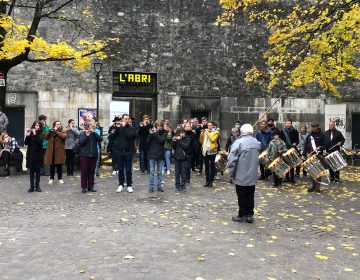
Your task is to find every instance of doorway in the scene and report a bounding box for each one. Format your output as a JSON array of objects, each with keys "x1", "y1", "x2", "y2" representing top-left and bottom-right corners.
[
  {"x1": 352, "y1": 114, "x2": 360, "y2": 149},
  {"x1": 4, "y1": 107, "x2": 25, "y2": 146},
  {"x1": 130, "y1": 98, "x2": 157, "y2": 123},
  {"x1": 191, "y1": 110, "x2": 210, "y2": 122}
]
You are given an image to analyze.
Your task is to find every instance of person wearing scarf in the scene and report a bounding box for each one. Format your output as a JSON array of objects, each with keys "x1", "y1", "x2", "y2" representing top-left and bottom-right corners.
[{"x1": 199, "y1": 121, "x2": 220, "y2": 188}]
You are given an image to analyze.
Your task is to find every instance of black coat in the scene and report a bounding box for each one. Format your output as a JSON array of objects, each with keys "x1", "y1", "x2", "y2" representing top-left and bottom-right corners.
[
  {"x1": 79, "y1": 132, "x2": 102, "y2": 158},
  {"x1": 281, "y1": 127, "x2": 299, "y2": 149},
  {"x1": 172, "y1": 136, "x2": 190, "y2": 160},
  {"x1": 25, "y1": 133, "x2": 44, "y2": 169},
  {"x1": 108, "y1": 125, "x2": 137, "y2": 152},
  {"x1": 303, "y1": 128, "x2": 326, "y2": 157},
  {"x1": 147, "y1": 130, "x2": 166, "y2": 160},
  {"x1": 184, "y1": 131, "x2": 196, "y2": 156},
  {"x1": 324, "y1": 129, "x2": 345, "y2": 152},
  {"x1": 137, "y1": 124, "x2": 153, "y2": 150}
]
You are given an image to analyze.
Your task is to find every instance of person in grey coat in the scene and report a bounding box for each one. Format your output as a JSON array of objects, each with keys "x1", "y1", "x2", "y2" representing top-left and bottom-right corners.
[
  {"x1": 227, "y1": 124, "x2": 261, "y2": 223},
  {"x1": 65, "y1": 119, "x2": 80, "y2": 176}
]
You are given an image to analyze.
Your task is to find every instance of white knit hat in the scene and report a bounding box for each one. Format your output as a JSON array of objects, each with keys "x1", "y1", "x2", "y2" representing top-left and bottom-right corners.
[{"x1": 240, "y1": 124, "x2": 253, "y2": 135}]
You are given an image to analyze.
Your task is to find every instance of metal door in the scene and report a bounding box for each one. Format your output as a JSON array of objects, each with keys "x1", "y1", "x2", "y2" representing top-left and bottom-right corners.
[{"x1": 4, "y1": 107, "x2": 25, "y2": 146}]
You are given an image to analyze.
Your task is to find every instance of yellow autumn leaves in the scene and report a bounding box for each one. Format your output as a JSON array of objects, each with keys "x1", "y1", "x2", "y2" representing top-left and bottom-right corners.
[
  {"x1": 0, "y1": 13, "x2": 119, "y2": 71},
  {"x1": 218, "y1": 0, "x2": 360, "y2": 96}
]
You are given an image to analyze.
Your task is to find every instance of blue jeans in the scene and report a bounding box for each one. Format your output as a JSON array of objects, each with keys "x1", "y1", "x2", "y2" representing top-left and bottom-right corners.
[
  {"x1": 164, "y1": 149, "x2": 171, "y2": 171},
  {"x1": 149, "y1": 159, "x2": 164, "y2": 189},
  {"x1": 115, "y1": 150, "x2": 133, "y2": 186},
  {"x1": 140, "y1": 148, "x2": 149, "y2": 173}
]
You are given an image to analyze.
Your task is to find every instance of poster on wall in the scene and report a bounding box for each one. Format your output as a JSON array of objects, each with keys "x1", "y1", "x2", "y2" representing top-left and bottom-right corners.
[
  {"x1": 78, "y1": 108, "x2": 97, "y2": 129},
  {"x1": 109, "y1": 101, "x2": 130, "y2": 130},
  {"x1": 325, "y1": 104, "x2": 348, "y2": 147}
]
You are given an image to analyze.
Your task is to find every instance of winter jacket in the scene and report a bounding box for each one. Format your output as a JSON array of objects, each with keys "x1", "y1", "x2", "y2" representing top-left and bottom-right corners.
[
  {"x1": 79, "y1": 132, "x2": 102, "y2": 158},
  {"x1": 65, "y1": 127, "x2": 80, "y2": 149},
  {"x1": 172, "y1": 136, "x2": 190, "y2": 160},
  {"x1": 185, "y1": 130, "x2": 196, "y2": 155},
  {"x1": 267, "y1": 139, "x2": 287, "y2": 162},
  {"x1": 147, "y1": 130, "x2": 166, "y2": 160},
  {"x1": 44, "y1": 130, "x2": 67, "y2": 165},
  {"x1": 108, "y1": 124, "x2": 137, "y2": 152},
  {"x1": 227, "y1": 135, "x2": 261, "y2": 186},
  {"x1": 225, "y1": 134, "x2": 238, "y2": 153},
  {"x1": 200, "y1": 129, "x2": 220, "y2": 155},
  {"x1": 25, "y1": 132, "x2": 44, "y2": 169},
  {"x1": 281, "y1": 127, "x2": 299, "y2": 149},
  {"x1": 255, "y1": 129, "x2": 272, "y2": 152},
  {"x1": 137, "y1": 124, "x2": 153, "y2": 150},
  {"x1": 298, "y1": 132, "x2": 309, "y2": 153},
  {"x1": 303, "y1": 128, "x2": 326, "y2": 157},
  {"x1": 164, "y1": 130, "x2": 174, "y2": 150},
  {"x1": 324, "y1": 129, "x2": 345, "y2": 153},
  {"x1": 41, "y1": 124, "x2": 51, "y2": 149}
]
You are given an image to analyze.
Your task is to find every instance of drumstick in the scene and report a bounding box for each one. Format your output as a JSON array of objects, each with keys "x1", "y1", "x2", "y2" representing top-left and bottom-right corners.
[
  {"x1": 328, "y1": 143, "x2": 341, "y2": 152},
  {"x1": 252, "y1": 95, "x2": 283, "y2": 128}
]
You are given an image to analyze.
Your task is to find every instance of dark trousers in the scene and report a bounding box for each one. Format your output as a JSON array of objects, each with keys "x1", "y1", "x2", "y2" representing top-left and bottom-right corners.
[
  {"x1": 40, "y1": 148, "x2": 47, "y2": 174},
  {"x1": 116, "y1": 150, "x2": 133, "y2": 186},
  {"x1": 186, "y1": 155, "x2": 193, "y2": 183},
  {"x1": 175, "y1": 159, "x2": 188, "y2": 187},
  {"x1": 204, "y1": 154, "x2": 216, "y2": 183},
  {"x1": 295, "y1": 166, "x2": 307, "y2": 177},
  {"x1": 329, "y1": 169, "x2": 340, "y2": 180},
  {"x1": 29, "y1": 168, "x2": 41, "y2": 187},
  {"x1": 111, "y1": 147, "x2": 118, "y2": 171},
  {"x1": 236, "y1": 185, "x2": 255, "y2": 217},
  {"x1": 285, "y1": 168, "x2": 295, "y2": 181},
  {"x1": 50, "y1": 164, "x2": 62, "y2": 180},
  {"x1": 198, "y1": 152, "x2": 204, "y2": 173},
  {"x1": 140, "y1": 148, "x2": 149, "y2": 173},
  {"x1": 273, "y1": 173, "x2": 282, "y2": 186},
  {"x1": 65, "y1": 149, "x2": 75, "y2": 175},
  {"x1": 80, "y1": 156, "x2": 97, "y2": 190},
  {"x1": 0, "y1": 150, "x2": 10, "y2": 166},
  {"x1": 259, "y1": 163, "x2": 269, "y2": 178}
]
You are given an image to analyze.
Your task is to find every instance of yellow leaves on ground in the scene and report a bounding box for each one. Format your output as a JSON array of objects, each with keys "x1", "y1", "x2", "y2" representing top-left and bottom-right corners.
[{"x1": 315, "y1": 253, "x2": 330, "y2": 261}]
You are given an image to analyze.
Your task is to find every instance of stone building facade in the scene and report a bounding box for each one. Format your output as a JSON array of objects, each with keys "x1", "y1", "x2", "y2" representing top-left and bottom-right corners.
[{"x1": 5, "y1": 0, "x2": 360, "y2": 147}]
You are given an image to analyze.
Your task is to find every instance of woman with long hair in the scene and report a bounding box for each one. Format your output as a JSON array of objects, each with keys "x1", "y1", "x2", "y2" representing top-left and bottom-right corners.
[
  {"x1": 45, "y1": 120, "x2": 67, "y2": 184},
  {"x1": 25, "y1": 121, "x2": 44, "y2": 192},
  {"x1": 65, "y1": 119, "x2": 80, "y2": 176}
]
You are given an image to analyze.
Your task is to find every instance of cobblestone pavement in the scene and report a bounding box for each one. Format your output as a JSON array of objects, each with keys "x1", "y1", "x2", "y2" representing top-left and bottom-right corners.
[{"x1": 0, "y1": 164, "x2": 359, "y2": 280}]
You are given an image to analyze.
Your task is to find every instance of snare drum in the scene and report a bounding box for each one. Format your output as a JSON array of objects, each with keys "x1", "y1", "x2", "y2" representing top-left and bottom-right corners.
[
  {"x1": 302, "y1": 154, "x2": 328, "y2": 179},
  {"x1": 325, "y1": 151, "x2": 347, "y2": 172},
  {"x1": 258, "y1": 150, "x2": 269, "y2": 165},
  {"x1": 282, "y1": 148, "x2": 302, "y2": 168},
  {"x1": 268, "y1": 157, "x2": 291, "y2": 178}
]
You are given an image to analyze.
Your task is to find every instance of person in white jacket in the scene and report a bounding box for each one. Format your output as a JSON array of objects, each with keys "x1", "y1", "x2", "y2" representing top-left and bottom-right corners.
[{"x1": 227, "y1": 124, "x2": 261, "y2": 223}]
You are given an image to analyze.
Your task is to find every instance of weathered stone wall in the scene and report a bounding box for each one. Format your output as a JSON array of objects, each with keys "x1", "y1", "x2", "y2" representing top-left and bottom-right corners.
[{"x1": 5, "y1": 0, "x2": 360, "y2": 146}]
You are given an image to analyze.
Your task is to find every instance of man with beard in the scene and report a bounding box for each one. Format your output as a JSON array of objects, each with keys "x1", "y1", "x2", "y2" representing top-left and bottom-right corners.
[
  {"x1": 302, "y1": 122, "x2": 326, "y2": 193},
  {"x1": 324, "y1": 121, "x2": 345, "y2": 182},
  {"x1": 280, "y1": 119, "x2": 299, "y2": 184}
]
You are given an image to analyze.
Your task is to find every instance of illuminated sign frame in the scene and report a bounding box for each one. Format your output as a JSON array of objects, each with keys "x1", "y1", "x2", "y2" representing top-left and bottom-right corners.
[{"x1": 113, "y1": 71, "x2": 158, "y2": 98}]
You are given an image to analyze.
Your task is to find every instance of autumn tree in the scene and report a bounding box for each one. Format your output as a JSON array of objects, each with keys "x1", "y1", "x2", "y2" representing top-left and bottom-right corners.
[
  {"x1": 218, "y1": 0, "x2": 360, "y2": 96},
  {"x1": 0, "y1": 0, "x2": 118, "y2": 108}
]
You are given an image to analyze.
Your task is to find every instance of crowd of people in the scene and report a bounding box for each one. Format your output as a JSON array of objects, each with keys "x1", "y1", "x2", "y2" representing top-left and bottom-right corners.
[{"x1": 0, "y1": 110, "x2": 347, "y2": 223}]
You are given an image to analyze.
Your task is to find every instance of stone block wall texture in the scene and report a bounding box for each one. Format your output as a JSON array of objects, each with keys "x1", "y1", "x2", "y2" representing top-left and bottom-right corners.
[{"x1": 5, "y1": 0, "x2": 360, "y2": 145}]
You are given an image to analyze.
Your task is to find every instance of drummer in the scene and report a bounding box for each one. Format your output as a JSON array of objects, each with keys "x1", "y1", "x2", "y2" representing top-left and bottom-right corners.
[
  {"x1": 267, "y1": 129, "x2": 287, "y2": 188},
  {"x1": 301, "y1": 122, "x2": 326, "y2": 193},
  {"x1": 280, "y1": 119, "x2": 299, "y2": 184},
  {"x1": 324, "y1": 121, "x2": 345, "y2": 182},
  {"x1": 255, "y1": 120, "x2": 272, "y2": 180}
]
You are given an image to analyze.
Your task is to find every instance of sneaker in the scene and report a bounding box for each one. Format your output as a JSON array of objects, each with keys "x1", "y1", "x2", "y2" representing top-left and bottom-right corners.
[
  {"x1": 116, "y1": 185, "x2": 124, "y2": 192},
  {"x1": 246, "y1": 215, "x2": 254, "y2": 223},
  {"x1": 174, "y1": 187, "x2": 181, "y2": 192},
  {"x1": 181, "y1": 187, "x2": 188, "y2": 192},
  {"x1": 88, "y1": 188, "x2": 97, "y2": 192},
  {"x1": 157, "y1": 187, "x2": 164, "y2": 192},
  {"x1": 127, "y1": 186, "x2": 134, "y2": 193},
  {"x1": 112, "y1": 170, "x2": 117, "y2": 176},
  {"x1": 232, "y1": 216, "x2": 247, "y2": 223},
  {"x1": 58, "y1": 179, "x2": 64, "y2": 184},
  {"x1": 48, "y1": 179, "x2": 54, "y2": 185},
  {"x1": 149, "y1": 187, "x2": 154, "y2": 193},
  {"x1": 82, "y1": 188, "x2": 87, "y2": 193},
  {"x1": 258, "y1": 175, "x2": 265, "y2": 180},
  {"x1": 166, "y1": 170, "x2": 170, "y2": 175},
  {"x1": 214, "y1": 176, "x2": 220, "y2": 180},
  {"x1": 197, "y1": 172, "x2": 202, "y2": 176}
]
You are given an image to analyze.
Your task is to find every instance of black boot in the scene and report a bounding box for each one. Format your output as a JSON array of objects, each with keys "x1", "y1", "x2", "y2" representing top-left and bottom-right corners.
[
  {"x1": 307, "y1": 184, "x2": 315, "y2": 192},
  {"x1": 28, "y1": 186, "x2": 35, "y2": 192},
  {"x1": 4, "y1": 165, "x2": 10, "y2": 176},
  {"x1": 203, "y1": 181, "x2": 209, "y2": 187},
  {"x1": 35, "y1": 185, "x2": 42, "y2": 192}
]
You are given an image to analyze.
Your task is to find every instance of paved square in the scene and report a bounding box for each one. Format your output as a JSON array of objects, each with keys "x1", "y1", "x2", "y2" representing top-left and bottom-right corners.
[{"x1": 0, "y1": 165, "x2": 359, "y2": 280}]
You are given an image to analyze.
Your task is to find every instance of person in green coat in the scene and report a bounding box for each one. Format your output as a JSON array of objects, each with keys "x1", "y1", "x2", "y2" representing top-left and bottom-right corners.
[{"x1": 39, "y1": 115, "x2": 51, "y2": 176}]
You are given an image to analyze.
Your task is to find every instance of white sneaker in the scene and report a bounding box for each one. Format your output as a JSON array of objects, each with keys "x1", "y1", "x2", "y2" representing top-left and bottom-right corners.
[
  {"x1": 112, "y1": 170, "x2": 117, "y2": 176},
  {"x1": 116, "y1": 185, "x2": 124, "y2": 192},
  {"x1": 127, "y1": 186, "x2": 134, "y2": 193},
  {"x1": 58, "y1": 179, "x2": 64, "y2": 184},
  {"x1": 215, "y1": 176, "x2": 220, "y2": 180},
  {"x1": 48, "y1": 179, "x2": 54, "y2": 185},
  {"x1": 166, "y1": 170, "x2": 170, "y2": 175}
]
